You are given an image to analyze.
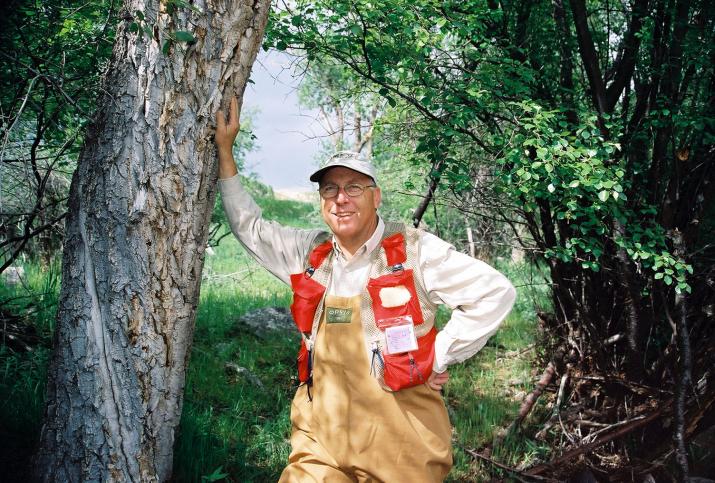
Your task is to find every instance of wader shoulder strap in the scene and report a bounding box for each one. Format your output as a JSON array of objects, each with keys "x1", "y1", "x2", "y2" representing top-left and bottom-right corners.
[
  {"x1": 378, "y1": 222, "x2": 428, "y2": 299},
  {"x1": 306, "y1": 234, "x2": 334, "y2": 346},
  {"x1": 305, "y1": 231, "x2": 332, "y2": 271},
  {"x1": 403, "y1": 226, "x2": 434, "y2": 328}
]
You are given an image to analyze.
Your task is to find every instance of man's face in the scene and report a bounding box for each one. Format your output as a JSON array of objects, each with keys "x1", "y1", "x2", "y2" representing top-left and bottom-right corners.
[{"x1": 319, "y1": 167, "x2": 381, "y2": 248}]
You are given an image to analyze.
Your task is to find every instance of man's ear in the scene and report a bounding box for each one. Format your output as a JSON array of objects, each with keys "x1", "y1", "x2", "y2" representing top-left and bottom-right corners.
[{"x1": 373, "y1": 187, "x2": 382, "y2": 210}]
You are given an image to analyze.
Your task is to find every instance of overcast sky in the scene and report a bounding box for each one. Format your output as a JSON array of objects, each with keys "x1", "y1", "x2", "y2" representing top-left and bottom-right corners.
[{"x1": 241, "y1": 50, "x2": 325, "y2": 191}]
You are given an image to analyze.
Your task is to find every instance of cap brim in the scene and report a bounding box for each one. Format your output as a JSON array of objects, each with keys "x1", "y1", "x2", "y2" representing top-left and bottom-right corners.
[
  {"x1": 309, "y1": 164, "x2": 376, "y2": 183},
  {"x1": 309, "y1": 167, "x2": 330, "y2": 182}
]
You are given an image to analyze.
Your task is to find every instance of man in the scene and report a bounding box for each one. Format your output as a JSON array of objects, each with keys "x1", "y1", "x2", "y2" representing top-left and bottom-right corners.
[{"x1": 215, "y1": 98, "x2": 516, "y2": 482}]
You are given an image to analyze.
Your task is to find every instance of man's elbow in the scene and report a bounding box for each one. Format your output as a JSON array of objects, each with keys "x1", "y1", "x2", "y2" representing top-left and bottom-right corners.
[{"x1": 498, "y1": 277, "x2": 517, "y2": 315}]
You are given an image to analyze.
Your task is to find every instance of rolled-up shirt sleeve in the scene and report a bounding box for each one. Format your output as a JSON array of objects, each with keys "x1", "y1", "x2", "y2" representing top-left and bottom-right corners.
[
  {"x1": 419, "y1": 232, "x2": 517, "y2": 373},
  {"x1": 218, "y1": 174, "x2": 322, "y2": 285}
]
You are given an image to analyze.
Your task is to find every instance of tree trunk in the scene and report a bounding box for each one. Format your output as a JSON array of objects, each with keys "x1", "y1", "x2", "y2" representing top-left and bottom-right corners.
[{"x1": 34, "y1": 1, "x2": 270, "y2": 481}]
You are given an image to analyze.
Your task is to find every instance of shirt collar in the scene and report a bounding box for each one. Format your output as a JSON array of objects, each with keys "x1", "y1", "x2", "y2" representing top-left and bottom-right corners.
[{"x1": 332, "y1": 217, "x2": 385, "y2": 261}]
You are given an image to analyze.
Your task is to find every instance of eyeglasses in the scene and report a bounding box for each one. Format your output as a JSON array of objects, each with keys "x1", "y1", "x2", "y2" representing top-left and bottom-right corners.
[{"x1": 318, "y1": 183, "x2": 376, "y2": 199}]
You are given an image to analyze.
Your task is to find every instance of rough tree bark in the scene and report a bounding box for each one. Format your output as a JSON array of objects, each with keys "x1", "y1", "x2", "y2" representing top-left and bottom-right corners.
[{"x1": 33, "y1": 0, "x2": 271, "y2": 481}]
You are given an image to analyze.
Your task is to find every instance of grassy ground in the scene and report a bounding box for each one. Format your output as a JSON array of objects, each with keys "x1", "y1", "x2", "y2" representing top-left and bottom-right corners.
[
  {"x1": 0, "y1": 191, "x2": 548, "y2": 482},
  {"x1": 0, "y1": 261, "x2": 59, "y2": 479}
]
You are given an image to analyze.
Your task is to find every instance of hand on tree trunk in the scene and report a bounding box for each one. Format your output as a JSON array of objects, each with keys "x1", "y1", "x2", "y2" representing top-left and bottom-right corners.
[{"x1": 215, "y1": 96, "x2": 240, "y2": 179}]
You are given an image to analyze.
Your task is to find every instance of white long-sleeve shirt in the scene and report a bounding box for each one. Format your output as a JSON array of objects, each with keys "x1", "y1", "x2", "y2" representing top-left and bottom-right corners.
[{"x1": 218, "y1": 175, "x2": 516, "y2": 373}]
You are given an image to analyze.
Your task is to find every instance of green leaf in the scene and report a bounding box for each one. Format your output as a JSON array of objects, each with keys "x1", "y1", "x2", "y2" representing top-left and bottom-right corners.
[
  {"x1": 174, "y1": 30, "x2": 195, "y2": 43},
  {"x1": 201, "y1": 465, "x2": 229, "y2": 482},
  {"x1": 598, "y1": 190, "x2": 609, "y2": 202},
  {"x1": 162, "y1": 39, "x2": 171, "y2": 55}
]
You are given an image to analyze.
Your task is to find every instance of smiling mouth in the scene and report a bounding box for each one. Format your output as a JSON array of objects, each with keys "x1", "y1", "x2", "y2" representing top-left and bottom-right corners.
[{"x1": 333, "y1": 212, "x2": 355, "y2": 219}]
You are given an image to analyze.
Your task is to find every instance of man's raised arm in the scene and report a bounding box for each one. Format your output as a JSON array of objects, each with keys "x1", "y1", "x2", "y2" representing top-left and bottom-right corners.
[{"x1": 213, "y1": 98, "x2": 323, "y2": 284}]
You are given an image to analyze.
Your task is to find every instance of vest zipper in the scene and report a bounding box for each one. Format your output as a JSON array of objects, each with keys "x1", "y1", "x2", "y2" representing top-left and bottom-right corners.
[
  {"x1": 408, "y1": 352, "x2": 424, "y2": 383},
  {"x1": 370, "y1": 341, "x2": 384, "y2": 376}
]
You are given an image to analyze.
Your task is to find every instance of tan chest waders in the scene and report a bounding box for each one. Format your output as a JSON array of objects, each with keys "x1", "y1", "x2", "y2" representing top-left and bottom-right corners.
[
  {"x1": 278, "y1": 294, "x2": 452, "y2": 483},
  {"x1": 280, "y1": 223, "x2": 452, "y2": 482}
]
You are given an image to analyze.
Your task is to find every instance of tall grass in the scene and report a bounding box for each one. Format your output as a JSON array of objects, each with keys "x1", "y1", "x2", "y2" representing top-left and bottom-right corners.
[
  {"x1": 442, "y1": 261, "x2": 551, "y2": 481},
  {"x1": 173, "y1": 258, "x2": 298, "y2": 481},
  {"x1": 0, "y1": 260, "x2": 59, "y2": 479}
]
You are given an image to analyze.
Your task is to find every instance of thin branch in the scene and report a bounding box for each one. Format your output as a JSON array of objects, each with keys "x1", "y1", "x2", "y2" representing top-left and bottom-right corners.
[
  {"x1": 461, "y1": 445, "x2": 556, "y2": 483},
  {"x1": 526, "y1": 408, "x2": 665, "y2": 476}
]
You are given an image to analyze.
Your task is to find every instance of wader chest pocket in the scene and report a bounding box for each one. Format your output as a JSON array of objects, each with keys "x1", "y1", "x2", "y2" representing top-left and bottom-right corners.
[
  {"x1": 382, "y1": 327, "x2": 436, "y2": 391},
  {"x1": 290, "y1": 273, "x2": 326, "y2": 333},
  {"x1": 297, "y1": 339, "x2": 310, "y2": 383},
  {"x1": 368, "y1": 268, "x2": 433, "y2": 391},
  {"x1": 367, "y1": 270, "x2": 424, "y2": 325}
]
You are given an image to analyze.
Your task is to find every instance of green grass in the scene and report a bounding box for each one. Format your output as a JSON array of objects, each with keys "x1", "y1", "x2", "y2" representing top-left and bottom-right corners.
[
  {"x1": 0, "y1": 260, "x2": 58, "y2": 480},
  {"x1": 0, "y1": 193, "x2": 548, "y2": 481},
  {"x1": 173, "y1": 264, "x2": 298, "y2": 482},
  {"x1": 440, "y1": 261, "x2": 551, "y2": 481}
]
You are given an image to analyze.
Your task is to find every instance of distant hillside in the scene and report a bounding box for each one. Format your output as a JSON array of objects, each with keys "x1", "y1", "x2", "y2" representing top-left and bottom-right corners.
[{"x1": 274, "y1": 188, "x2": 317, "y2": 203}]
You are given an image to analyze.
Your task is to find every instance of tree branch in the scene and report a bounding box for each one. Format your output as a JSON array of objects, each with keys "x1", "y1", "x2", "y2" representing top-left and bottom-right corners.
[
  {"x1": 605, "y1": 0, "x2": 649, "y2": 111},
  {"x1": 569, "y1": 0, "x2": 608, "y2": 114}
]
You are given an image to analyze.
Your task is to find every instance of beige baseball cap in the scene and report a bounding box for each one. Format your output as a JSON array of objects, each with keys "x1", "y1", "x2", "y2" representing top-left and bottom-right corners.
[{"x1": 309, "y1": 151, "x2": 377, "y2": 184}]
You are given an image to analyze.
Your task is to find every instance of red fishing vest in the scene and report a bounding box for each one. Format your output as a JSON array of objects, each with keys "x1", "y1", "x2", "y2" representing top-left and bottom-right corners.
[{"x1": 289, "y1": 222, "x2": 438, "y2": 392}]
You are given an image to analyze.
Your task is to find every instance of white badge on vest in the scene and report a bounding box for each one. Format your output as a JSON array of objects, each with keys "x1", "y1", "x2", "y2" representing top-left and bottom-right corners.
[{"x1": 380, "y1": 315, "x2": 418, "y2": 354}]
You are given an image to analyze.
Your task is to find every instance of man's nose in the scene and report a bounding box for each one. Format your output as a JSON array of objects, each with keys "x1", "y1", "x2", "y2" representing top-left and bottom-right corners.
[{"x1": 335, "y1": 187, "x2": 351, "y2": 202}]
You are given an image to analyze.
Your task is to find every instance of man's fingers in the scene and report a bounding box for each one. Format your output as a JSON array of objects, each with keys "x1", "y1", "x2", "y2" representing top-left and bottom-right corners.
[
  {"x1": 230, "y1": 96, "x2": 239, "y2": 128},
  {"x1": 216, "y1": 110, "x2": 226, "y2": 131},
  {"x1": 427, "y1": 370, "x2": 449, "y2": 391},
  {"x1": 429, "y1": 380, "x2": 444, "y2": 391},
  {"x1": 435, "y1": 371, "x2": 449, "y2": 382},
  {"x1": 216, "y1": 97, "x2": 239, "y2": 133}
]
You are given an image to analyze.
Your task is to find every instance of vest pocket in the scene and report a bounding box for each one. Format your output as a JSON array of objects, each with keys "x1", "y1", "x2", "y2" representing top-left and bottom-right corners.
[
  {"x1": 290, "y1": 272, "x2": 326, "y2": 333},
  {"x1": 297, "y1": 339, "x2": 310, "y2": 383},
  {"x1": 382, "y1": 327, "x2": 436, "y2": 391},
  {"x1": 367, "y1": 269, "x2": 425, "y2": 325}
]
